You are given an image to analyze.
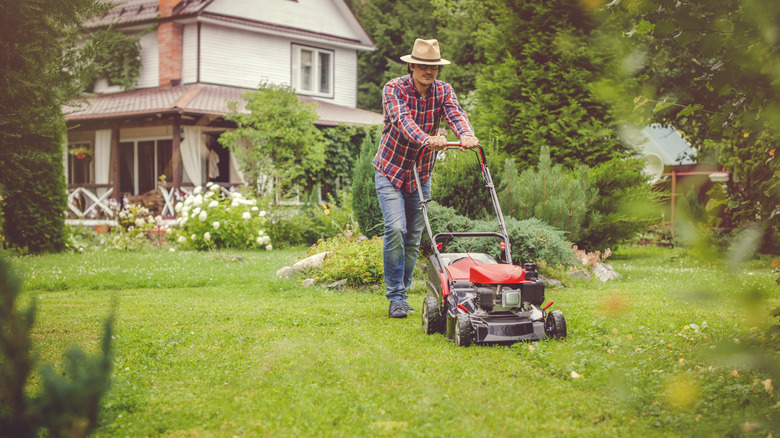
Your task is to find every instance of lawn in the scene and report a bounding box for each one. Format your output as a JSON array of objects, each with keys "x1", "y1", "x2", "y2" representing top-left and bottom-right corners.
[{"x1": 8, "y1": 245, "x2": 779, "y2": 437}]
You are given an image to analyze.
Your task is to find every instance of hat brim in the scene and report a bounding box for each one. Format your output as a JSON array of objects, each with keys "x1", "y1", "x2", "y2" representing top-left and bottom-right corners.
[{"x1": 400, "y1": 55, "x2": 451, "y2": 65}]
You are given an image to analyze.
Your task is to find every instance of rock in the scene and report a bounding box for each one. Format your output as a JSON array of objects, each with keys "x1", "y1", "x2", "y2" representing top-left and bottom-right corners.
[
  {"x1": 356, "y1": 235, "x2": 368, "y2": 243},
  {"x1": 538, "y1": 274, "x2": 563, "y2": 288},
  {"x1": 302, "y1": 278, "x2": 317, "y2": 287},
  {"x1": 568, "y1": 269, "x2": 592, "y2": 281},
  {"x1": 292, "y1": 251, "x2": 332, "y2": 273},
  {"x1": 592, "y1": 262, "x2": 620, "y2": 282},
  {"x1": 325, "y1": 279, "x2": 348, "y2": 289},
  {"x1": 276, "y1": 266, "x2": 295, "y2": 278}
]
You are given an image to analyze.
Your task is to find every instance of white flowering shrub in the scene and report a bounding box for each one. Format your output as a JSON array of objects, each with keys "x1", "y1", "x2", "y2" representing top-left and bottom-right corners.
[
  {"x1": 172, "y1": 183, "x2": 272, "y2": 250},
  {"x1": 111, "y1": 204, "x2": 169, "y2": 250}
]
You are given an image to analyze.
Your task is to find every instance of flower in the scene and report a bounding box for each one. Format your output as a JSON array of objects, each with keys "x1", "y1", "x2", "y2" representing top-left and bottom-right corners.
[
  {"x1": 175, "y1": 202, "x2": 184, "y2": 213},
  {"x1": 256, "y1": 237, "x2": 263, "y2": 245},
  {"x1": 193, "y1": 186, "x2": 203, "y2": 195},
  {"x1": 199, "y1": 211, "x2": 208, "y2": 222},
  {"x1": 204, "y1": 232, "x2": 211, "y2": 242},
  {"x1": 231, "y1": 200, "x2": 240, "y2": 208},
  {"x1": 251, "y1": 206, "x2": 258, "y2": 211},
  {"x1": 208, "y1": 200, "x2": 219, "y2": 208},
  {"x1": 135, "y1": 218, "x2": 145, "y2": 228},
  {"x1": 230, "y1": 192, "x2": 242, "y2": 199},
  {"x1": 259, "y1": 210, "x2": 267, "y2": 217},
  {"x1": 190, "y1": 233, "x2": 197, "y2": 240},
  {"x1": 212, "y1": 221, "x2": 220, "y2": 230},
  {"x1": 177, "y1": 236, "x2": 187, "y2": 244},
  {"x1": 265, "y1": 244, "x2": 273, "y2": 251},
  {"x1": 193, "y1": 194, "x2": 204, "y2": 206},
  {"x1": 242, "y1": 212, "x2": 251, "y2": 220}
]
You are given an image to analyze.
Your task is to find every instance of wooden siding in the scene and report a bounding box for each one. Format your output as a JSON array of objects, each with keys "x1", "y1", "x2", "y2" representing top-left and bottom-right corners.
[
  {"x1": 205, "y1": 0, "x2": 363, "y2": 42},
  {"x1": 182, "y1": 23, "x2": 198, "y2": 84},
  {"x1": 199, "y1": 24, "x2": 291, "y2": 89},
  {"x1": 136, "y1": 31, "x2": 159, "y2": 88}
]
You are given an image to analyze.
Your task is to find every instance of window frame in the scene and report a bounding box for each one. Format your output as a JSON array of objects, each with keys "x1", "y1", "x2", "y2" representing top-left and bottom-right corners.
[{"x1": 291, "y1": 43, "x2": 335, "y2": 99}]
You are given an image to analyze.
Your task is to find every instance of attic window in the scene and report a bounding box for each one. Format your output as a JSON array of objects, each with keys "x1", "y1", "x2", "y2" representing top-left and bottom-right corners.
[{"x1": 292, "y1": 44, "x2": 334, "y2": 98}]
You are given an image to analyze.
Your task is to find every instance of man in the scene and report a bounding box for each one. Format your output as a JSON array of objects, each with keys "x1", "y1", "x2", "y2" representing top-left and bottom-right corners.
[{"x1": 373, "y1": 38, "x2": 479, "y2": 319}]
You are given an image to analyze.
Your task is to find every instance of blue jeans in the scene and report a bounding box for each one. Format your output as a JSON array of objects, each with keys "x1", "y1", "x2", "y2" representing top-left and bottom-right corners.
[{"x1": 375, "y1": 170, "x2": 431, "y2": 303}]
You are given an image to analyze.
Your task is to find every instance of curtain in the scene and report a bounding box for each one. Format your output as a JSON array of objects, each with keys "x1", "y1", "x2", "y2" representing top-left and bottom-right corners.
[
  {"x1": 181, "y1": 126, "x2": 203, "y2": 187},
  {"x1": 95, "y1": 129, "x2": 111, "y2": 185},
  {"x1": 230, "y1": 149, "x2": 244, "y2": 183}
]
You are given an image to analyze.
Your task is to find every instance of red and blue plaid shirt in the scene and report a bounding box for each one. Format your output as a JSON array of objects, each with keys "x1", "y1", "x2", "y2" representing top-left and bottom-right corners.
[{"x1": 373, "y1": 74, "x2": 475, "y2": 193}]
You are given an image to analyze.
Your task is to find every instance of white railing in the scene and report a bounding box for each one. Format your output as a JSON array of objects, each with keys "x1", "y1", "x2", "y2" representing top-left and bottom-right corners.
[{"x1": 66, "y1": 185, "x2": 117, "y2": 224}]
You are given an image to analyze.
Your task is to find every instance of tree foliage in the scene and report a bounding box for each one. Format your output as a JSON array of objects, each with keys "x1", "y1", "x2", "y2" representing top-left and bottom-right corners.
[
  {"x1": 219, "y1": 82, "x2": 327, "y2": 198},
  {"x1": 596, "y1": 0, "x2": 780, "y2": 251},
  {"x1": 466, "y1": 0, "x2": 630, "y2": 169},
  {"x1": 351, "y1": 128, "x2": 384, "y2": 237},
  {"x1": 0, "y1": 0, "x2": 114, "y2": 252}
]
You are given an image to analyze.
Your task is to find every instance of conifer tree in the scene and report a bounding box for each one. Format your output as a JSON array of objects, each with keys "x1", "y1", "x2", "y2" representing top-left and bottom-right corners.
[{"x1": 351, "y1": 128, "x2": 384, "y2": 237}]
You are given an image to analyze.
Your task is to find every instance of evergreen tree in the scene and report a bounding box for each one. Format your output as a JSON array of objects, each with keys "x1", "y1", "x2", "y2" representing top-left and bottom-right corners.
[
  {"x1": 468, "y1": 0, "x2": 629, "y2": 169},
  {"x1": 351, "y1": 128, "x2": 384, "y2": 237},
  {"x1": 0, "y1": 257, "x2": 113, "y2": 437},
  {"x1": 0, "y1": 0, "x2": 111, "y2": 252}
]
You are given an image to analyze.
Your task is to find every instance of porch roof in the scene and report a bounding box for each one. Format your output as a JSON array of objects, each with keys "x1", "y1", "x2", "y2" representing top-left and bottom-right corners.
[{"x1": 63, "y1": 84, "x2": 384, "y2": 127}]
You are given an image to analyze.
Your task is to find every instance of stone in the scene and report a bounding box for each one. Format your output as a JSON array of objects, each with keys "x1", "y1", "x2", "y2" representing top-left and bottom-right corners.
[
  {"x1": 302, "y1": 278, "x2": 317, "y2": 287},
  {"x1": 568, "y1": 269, "x2": 592, "y2": 281},
  {"x1": 538, "y1": 274, "x2": 563, "y2": 288},
  {"x1": 325, "y1": 279, "x2": 348, "y2": 289},
  {"x1": 276, "y1": 266, "x2": 294, "y2": 278},
  {"x1": 592, "y1": 262, "x2": 620, "y2": 282},
  {"x1": 292, "y1": 251, "x2": 332, "y2": 273}
]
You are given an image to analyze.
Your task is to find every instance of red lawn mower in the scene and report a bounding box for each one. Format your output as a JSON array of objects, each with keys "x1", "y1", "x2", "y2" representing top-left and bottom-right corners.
[{"x1": 414, "y1": 142, "x2": 567, "y2": 346}]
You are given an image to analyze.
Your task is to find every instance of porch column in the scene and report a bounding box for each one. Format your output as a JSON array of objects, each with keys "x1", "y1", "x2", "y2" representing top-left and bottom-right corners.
[
  {"x1": 172, "y1": 115, "x2": 182, "y2": 189},
  {"x1": 111, "y1": 125, "x2": 120, "y2": 200}
]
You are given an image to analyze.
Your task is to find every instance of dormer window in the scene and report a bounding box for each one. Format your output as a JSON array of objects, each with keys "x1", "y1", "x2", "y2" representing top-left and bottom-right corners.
[{"x1": 292, "y1": 44, "x2": 334, "y2": 98}]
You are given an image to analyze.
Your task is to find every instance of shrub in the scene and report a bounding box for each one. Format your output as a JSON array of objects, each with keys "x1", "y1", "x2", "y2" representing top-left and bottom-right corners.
[
  {"x1": 431, "y1": 141, "x2": 505, "y2": 220},
  {"x1": 426, "y1": 203, "x2": 577, "y2": 267},
  {"x1": 351, "y1": 128, "x2": 384, "y2": 237},
  {"x1": 265, "y1": 191, "x2": 358, "y2": 248},
  {"x1": 305, "y1": 235, "x2": 384, "y2": 287},
  {"x1": 109, "y1": 204, "x2": 169, "y2": 251},
  {"x1": 1, "y1": 137, "x2": 68, "y2": 253},
  {"x1": 579, "y1": 156, "x2": 665, "y2": 250},
  {"x1": 172, "y1": 183, "x2": 272, "y2": 251},
  {"x1": 498, "y1": 146, "x2": 597, "y2": 244}
]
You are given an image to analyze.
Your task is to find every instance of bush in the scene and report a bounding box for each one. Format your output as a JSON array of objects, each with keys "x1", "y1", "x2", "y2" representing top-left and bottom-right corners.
[
  {"x1": 172, "y1": 183, "x2": 272, "y2": 250},
  {"x1": 2, "y1": 137, "x2": 68, "y2": 253},
  {"x1": 498, "y1": 146, "x2": 597, "y2": 244},
  {"x1": 351, "y1": 128, "x2": 384, "y2": 237},
  {"x1": 579, "y1": 156, "x2": 665, "y2": 250},
  {"x1": 431, "y1": 141, "x2": 505, "y2": 220},
  {"x1": 305, "y1": 235, "x2": 384, "y2": 287},
  {"x1": 426, "y1": 203, "x2": 577, "y2": 267},
  {"x1": 265, "y1": 191, "x2": 358, "y2": 248}
]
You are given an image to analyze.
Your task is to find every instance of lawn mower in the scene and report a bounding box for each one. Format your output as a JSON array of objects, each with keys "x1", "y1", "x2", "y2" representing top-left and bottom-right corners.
[{"x1": 414, "y1": 142, "x2": 566, "y2": 346}]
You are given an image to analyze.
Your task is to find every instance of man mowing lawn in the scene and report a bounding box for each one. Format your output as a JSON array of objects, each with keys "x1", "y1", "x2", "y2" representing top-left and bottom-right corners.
[{"x1": 374, "y1": 38, "x2": 479, "y2": 319}]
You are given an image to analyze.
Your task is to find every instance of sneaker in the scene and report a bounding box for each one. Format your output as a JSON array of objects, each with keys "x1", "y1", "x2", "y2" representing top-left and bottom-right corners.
[
  {"x1": 388, "y1": 301, "x2": 408, "y2": 319},
  {"x1": 401, "y1": 301, "x2": 415, "y2": 313}
]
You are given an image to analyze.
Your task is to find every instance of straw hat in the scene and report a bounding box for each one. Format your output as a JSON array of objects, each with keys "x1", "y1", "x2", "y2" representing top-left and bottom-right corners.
[{"x1": 400, "y1": 38, "x2": 451, "y2": 65}]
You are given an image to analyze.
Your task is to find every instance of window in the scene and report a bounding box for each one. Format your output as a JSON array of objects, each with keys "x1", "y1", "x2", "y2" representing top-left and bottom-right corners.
[
  {"x1": 119, "y1": 139, "x2": 173, "y2": 195},
  {"x1": 292, "y1": 44, "x2": 334, "y2": 98},
  {"x1": 67, "y1": 143, "x2": 93, "y2": 184}
]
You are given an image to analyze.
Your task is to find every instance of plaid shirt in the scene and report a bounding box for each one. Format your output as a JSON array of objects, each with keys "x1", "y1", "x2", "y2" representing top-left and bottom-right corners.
[{"x1": 373, "y1": 74, "x2": 475, "y2": 192}]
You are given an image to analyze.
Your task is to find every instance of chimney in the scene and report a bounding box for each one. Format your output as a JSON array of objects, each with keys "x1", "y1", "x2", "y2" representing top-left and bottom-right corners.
[{"x1": 158, "y1": 0, "x2": 182, "y2": 87}]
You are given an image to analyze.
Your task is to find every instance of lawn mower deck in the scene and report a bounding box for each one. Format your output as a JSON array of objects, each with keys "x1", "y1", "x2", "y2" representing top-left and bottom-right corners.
[{"x1": 413, "y1": 143, "x2": 567, "y2": 347}]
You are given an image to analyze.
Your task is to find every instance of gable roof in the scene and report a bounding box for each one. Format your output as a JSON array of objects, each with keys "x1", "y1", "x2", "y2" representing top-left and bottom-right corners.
[
  {"x1": 64, "y1": 84, "x2": 384, "y2": 127},
  {"x1": 88, "y1": 0, "x2": 375, "y2": 50}
]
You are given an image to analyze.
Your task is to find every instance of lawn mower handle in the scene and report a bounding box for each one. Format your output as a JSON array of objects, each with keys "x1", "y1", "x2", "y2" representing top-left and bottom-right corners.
[{"x1": 411, "y1": 139, "x2": 514, "y2": 281}]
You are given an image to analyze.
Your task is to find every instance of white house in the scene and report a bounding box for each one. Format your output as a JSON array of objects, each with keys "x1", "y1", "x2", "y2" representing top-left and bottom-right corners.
[{"x1": 64, "y1": 0, "x2": 382, "y2": 221}]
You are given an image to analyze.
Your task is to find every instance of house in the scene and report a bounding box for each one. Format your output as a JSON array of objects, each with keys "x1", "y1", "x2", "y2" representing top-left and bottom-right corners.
[{"x1": 64, "y1": 0, "x2": 383, "y2": 222}]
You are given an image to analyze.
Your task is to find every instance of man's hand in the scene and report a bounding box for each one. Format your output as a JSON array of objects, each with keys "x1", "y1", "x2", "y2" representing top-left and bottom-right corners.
[
  {"x1": 426, "y1": 135, "x2": 448, "y2": 151},
  {"x1": 459, "y1": 136, "x2": 479, "y2": 151}
]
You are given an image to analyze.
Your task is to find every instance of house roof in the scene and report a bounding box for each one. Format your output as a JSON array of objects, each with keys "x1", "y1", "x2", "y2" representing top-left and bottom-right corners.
[
  {"x1": 63, "y1": 84, "x2": 384, "y2": 127},
  {"x1": 622, "y1": 124, "x2": 698, "y2": 166},
  {"x1": 88, "y1": 0, "x2": 375, "y2": 50}
]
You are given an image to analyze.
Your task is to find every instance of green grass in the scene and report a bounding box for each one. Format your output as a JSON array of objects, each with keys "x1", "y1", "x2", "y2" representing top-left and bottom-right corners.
[{"x1": 10, "y1": 245, "x2": 780, "y2": 437}]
